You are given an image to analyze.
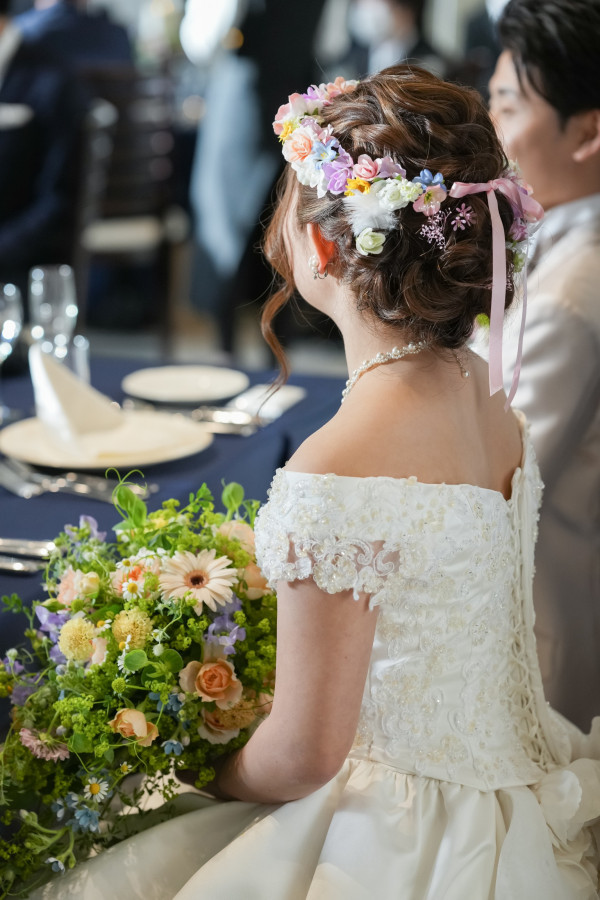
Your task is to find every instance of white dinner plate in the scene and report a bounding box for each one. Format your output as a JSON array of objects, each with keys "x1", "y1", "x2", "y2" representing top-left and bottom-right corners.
[
  {"x1": 121, "y1": 365, "x2": 250, "y2": 404},
  {"x1": 0, "y1": 411, "x2": 214, "y2": 470}
]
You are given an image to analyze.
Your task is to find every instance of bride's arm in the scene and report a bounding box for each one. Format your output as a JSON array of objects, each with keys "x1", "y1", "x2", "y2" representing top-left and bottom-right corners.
[{"x1": 213, "y1": 577, "x2": 379, "y2": 804}]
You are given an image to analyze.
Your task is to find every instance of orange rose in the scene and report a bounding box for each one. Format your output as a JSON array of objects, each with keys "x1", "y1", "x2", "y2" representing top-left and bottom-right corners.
[
  {"x1": 241, "y1": 562, "x2": 268, "y2": 600},
  {"x1": 109, "y1": 708, "x2": 159, "y2": 747},
  {"x1": 179, "y1": 656, "x2": 242, "y2": 710}
]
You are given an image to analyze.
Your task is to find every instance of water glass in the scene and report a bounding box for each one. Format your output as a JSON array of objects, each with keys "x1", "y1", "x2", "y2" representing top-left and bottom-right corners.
[
  {"x1": 0, "y1": 283, "x2": 24, "y2": 424},
  {"x1": 29, "y1": 264, "x2": 78, "y2": 348},
  {"x1": 40, "y1": 333, "x2": 91, "y2": 384}
]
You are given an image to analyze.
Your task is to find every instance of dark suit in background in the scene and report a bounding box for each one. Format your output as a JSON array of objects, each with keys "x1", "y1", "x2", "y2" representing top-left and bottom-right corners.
[
  {"x1": 16, "y1": 1, "x2": 133, "y2": 71},
  {"x1": 0, "y1": 35, "x2": 87, "y2": 297}
]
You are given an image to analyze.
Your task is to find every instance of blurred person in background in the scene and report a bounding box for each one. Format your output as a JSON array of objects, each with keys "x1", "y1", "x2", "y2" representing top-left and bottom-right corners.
[
  {"x1": 460, "y1": 0, "x2": 507, "y2": 97},
  {"x1": 334, "y1": 0, "x2": 446, "y2": 79},
  {"x1": 180, "y1": 0, "x2": 326, "y2": 351},
  {"x1": 0, "y1": 0, "x2": 86, "y2": 302},
  {"x1": 16, "y1": 0, "x2": 133, "y2": 71},
  {"x1": 489, "y1": 0, "x2": 600, "y2": 730}
]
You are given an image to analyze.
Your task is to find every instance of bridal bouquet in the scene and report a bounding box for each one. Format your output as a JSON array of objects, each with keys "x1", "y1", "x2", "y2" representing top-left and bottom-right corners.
[{"x1": 0, "y1": 477, "x2": 277, "y2": 897}]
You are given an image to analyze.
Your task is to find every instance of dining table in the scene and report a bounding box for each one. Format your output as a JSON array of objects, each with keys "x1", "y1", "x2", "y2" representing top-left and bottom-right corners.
[{"x1": 0, "y1": 355, "x2": 346, "y2": 729}]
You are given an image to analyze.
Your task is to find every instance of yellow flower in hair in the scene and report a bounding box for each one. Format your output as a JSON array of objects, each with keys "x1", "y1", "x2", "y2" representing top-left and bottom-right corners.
[
  {"x1": 344, "y1": 177, "x2": 371, "y2": 196},
  {"x1": 279, "y1": 120, "x2": 296, "y2": 142}
]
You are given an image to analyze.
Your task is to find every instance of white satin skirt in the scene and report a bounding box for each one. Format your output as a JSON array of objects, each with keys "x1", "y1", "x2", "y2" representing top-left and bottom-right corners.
[{"x1": 29, "y1": 754, "x2": 600, "y2": 900}]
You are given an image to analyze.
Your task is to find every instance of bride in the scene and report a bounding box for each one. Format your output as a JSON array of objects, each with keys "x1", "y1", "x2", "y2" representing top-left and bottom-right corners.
[{"x1": 32, "y1": 65, "x2": 600, "y2": 899}]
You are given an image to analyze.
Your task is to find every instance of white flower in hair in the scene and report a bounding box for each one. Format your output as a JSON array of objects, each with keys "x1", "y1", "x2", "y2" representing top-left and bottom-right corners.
[
  {"x1": 356, "y1": 228, "x2": 386, "y2": 256},
  {"x1": 344, "y1": 183, "x2": 396, "y2": 236},
  {"x1": 378, "y1": 177, "x2": 423, "y2": 211},
  {"x1": 291, "y1": 158, "x2": 328, "y2": 198}
]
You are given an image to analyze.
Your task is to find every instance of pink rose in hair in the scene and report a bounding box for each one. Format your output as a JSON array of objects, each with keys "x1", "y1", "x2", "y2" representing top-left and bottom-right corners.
[
  {"x1": 282, "y1": 127, "x2": 314, "y2": 163},
  {"x1": 353, "y1": 154, "x2": 379, "y2": 180}
]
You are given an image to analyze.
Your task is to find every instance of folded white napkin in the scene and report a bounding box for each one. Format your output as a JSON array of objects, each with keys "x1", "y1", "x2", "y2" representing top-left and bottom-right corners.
[{"x1": 28, "y1": 345, "x2": 209, "y2": 466}]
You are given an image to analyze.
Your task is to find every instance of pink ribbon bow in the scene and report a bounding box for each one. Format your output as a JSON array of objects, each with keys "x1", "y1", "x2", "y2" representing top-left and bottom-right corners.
[{"x1": 449, "y1": 177, "x2": 543, "y2": 409}]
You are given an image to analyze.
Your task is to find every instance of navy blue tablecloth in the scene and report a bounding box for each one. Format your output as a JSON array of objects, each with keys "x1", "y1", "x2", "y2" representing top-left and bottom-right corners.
[{"x1": 0, "y1": 358, "x2": 345, "y2": 723}]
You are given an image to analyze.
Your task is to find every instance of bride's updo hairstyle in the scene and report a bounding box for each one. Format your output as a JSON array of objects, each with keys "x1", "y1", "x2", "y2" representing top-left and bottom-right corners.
[{"x1": 262, "y1": 65, "x2": 520, "y2": 372}]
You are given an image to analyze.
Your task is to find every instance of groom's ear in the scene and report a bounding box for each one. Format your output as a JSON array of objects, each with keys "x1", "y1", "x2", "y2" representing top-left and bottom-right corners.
[
  {"x1": 307, "y1": 223, "x2": 337, "y2": 273},
  {"x1": 572, "y1": 109, "x2": 600, "y2": 163}
]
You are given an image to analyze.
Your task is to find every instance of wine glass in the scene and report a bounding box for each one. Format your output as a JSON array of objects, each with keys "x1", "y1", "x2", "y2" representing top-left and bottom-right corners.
[
  {"x1": 29, "y1": 264, "x2": 78, "y2": 356},
  {"x1": 0, "y1": 283, "x2": 24, "y2": 425}
]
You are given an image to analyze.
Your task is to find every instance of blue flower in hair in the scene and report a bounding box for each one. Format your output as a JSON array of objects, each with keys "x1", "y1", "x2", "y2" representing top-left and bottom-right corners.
[{"x1": 412, "y1": 169, "x2": 446, "y2": 189}]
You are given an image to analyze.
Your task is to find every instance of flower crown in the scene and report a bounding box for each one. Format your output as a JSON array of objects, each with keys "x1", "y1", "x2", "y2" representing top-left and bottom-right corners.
[
  {"x1": 273, "y1": 77, "x2": 545, "y2": 411},
  {"x1": 273, "y1": 77, "x2": 540, "y2": 263}
]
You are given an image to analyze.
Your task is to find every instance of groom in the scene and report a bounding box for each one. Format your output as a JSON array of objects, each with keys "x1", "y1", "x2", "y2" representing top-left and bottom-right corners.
[{"x1": 490, "y1": 0, "x2": 600, "y2": 731}]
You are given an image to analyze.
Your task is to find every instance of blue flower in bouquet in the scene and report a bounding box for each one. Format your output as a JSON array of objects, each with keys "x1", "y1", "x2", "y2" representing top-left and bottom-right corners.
[
  {"x1": 73, "y1": 807, "x2": 100, "y2": 833},
  {"x1": 45, "y1": 857, "x2": 65, "y2": 874},
  {"x1": 149, "y1": 690, "x2": 184, "y2": 716},
  {"x1": 162, "y1": 739, "x2": 184, "y2": 756}
]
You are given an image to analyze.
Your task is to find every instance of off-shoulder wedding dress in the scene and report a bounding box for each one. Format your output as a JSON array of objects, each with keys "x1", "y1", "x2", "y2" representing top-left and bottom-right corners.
[{"x1": 32, "y1": 413, "x2": 600, "y2": 899}]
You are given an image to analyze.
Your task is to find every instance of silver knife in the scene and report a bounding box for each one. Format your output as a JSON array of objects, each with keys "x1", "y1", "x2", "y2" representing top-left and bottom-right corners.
[
  {"x1": 0, "y1": 554, "x2": 45, "y2": 573},
  {"x1": 0, "y1": 538, "x2": 56, "y2": 558},
  {"x1": 4, "y1": 458, "x2": 154, "y2": 498}
]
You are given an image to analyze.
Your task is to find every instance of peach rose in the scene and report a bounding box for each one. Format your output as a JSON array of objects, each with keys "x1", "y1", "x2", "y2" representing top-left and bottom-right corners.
[
  {"x1": 89, "y1": 636, "x2": 108, "y2": 667},
  {"x1": 197, "y1": 709, "x2": 240, "y2": 744},
  {"x1": 178, "y1": 656, "x2": 242, "y2": 710},
  {"x1": 109, "y1": 709, "x2": 159, "y2": 747},
  {"x1": 283, "y1": 129, "x2": 313, "y2": 163},
  {"x1": 56, "y1": 568, "x2": 78, "y2": 607},
  {"x1": 241, "y1": 562, "x2": 268, "y2": 600},
  {"x1": 217, "y1": 521, "x2": 255, "y2": 554}
]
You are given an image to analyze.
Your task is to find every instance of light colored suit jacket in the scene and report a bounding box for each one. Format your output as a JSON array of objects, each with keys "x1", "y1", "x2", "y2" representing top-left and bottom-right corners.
[{"x1": 505, "y1": 194, "x2": 600, "y2": 730}]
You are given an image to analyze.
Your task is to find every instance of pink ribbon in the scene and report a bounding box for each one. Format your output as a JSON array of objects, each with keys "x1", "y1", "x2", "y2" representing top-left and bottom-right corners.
[{"x1": 449, "y1": 178, "x2": 542, "y2": 409}]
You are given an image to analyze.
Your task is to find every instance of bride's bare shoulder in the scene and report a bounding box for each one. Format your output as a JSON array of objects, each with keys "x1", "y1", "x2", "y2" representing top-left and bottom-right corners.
[{"x1": 284, "y1": 416, "x2": 362, "y2": 476}]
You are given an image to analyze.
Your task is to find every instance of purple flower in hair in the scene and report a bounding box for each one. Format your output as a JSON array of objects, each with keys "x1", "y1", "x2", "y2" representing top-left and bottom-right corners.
[
  {"x1": 322, "y1": 147, "x2": 354, "y2": 194},
  {"x1": 377, "y1": 156, "x2": 406, "y2": 179},
  {"x1": 508, "y1": 219, "x2": 528, "y2": 242}
]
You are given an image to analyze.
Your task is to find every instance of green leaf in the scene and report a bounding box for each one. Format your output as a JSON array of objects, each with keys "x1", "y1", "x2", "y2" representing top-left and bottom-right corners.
[
  {"x1": 103, "y1": 748, "x2": 115, "y2": 764},
  {"x1": 221, "y1": 482, "x2": 244, "y2": 515},
  {"x1": 114, "y1": 484, "x2": 147, "y2": 527},
  {"x1": 160, "y1": 649, "x2": 184, "y2": 673},
  {"x1": 123, "y1": 649, "x2": 149, "y2": 672},
  {"x1": 69, "y1": 732, "x2": 92, "y2": 753}
]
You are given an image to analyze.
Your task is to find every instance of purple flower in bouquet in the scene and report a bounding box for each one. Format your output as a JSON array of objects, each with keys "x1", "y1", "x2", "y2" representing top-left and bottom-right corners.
[
  {"x1": 36, "y1": 606, "x2": 69, "y2": 643},
  {"x1": 65, "y1": 515, "x2": 106, "y2": 543},
  {"x1": 2, "y1": 654, "x2": 24, "y2": 674},
  {"x1": 11, "y1": 677, "x2": 38, "y2": 707}
]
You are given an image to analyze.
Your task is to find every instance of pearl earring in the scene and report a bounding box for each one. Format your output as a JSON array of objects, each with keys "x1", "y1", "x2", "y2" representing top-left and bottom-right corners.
[{"x1": 308, "y1": 254, "x2": 327, "y2": 279}]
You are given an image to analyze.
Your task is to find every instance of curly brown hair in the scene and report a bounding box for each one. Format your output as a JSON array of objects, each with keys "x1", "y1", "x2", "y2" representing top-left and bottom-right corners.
[{"x1": 262, "y1": 65, "x2": 519, "y2": 374}]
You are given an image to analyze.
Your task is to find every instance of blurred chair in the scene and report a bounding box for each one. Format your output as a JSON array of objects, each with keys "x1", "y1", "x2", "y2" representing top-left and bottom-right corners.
[
  {"x1": 78, "y1": 67, "x2": 188, "y2": 357},
  {"x1": 71, "y1": 97, "x2": 118, "y2": 327}
]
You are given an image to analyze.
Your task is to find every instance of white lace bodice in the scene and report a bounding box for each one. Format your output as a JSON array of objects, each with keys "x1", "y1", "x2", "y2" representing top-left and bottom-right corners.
[{"x1": 254, "y1": 416, "x2": 571, "y2": 791}]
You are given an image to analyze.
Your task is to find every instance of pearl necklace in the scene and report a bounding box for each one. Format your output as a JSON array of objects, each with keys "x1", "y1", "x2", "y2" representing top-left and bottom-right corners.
[{"x1": 341, "y1": 340, "x2": 431, "y2": 402}]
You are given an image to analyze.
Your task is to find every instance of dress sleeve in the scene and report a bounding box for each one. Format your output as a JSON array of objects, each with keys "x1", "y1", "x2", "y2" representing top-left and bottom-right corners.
[{"x1": 253, "y1": 470, "x2": 437, "y2": 605}]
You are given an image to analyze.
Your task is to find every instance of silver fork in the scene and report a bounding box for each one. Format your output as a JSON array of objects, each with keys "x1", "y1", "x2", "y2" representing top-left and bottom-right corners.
[{"x1": 1, "y1": 457, "x2": 156, "y2": 499}]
